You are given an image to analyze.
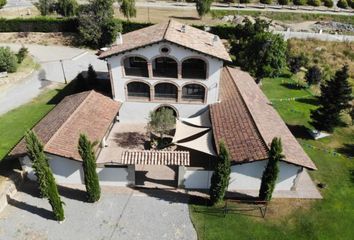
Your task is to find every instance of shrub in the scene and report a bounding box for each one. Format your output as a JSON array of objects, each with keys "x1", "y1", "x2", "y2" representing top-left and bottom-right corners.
[
  {"x1": 260, "y1": 0, "x2": 272, "y2": 4},
  {"x1": 350, "y1": 0, "x2": 354, "y2": 8},
  {"x1": 0, "y1": 0, "x2": 6, "y2": 9},
  {"x1": 210, "y1": 141, "x2": 231, "y2": 205},
  {"x1": 0, "y1": 47, "x2": 18, "y2": 73},
  {"x1": 337, "y1": 0, "x2": 348, "y2": 8},
  {"x1": 239, "y1": 0, "x2": 250, "y2": 3},
  {"x1": 57, "y1": 0, "x2": 78, "y2": 17},
  {"x1": 16, "y1": 47, "x2": 29, "y2": 64},
  {"x1": 259, "y1": 138, "x2": 282, "y2": 201},
  {"x1": 196, "y1": 0, "x2": 213, "y2": 19},
  {"x1": 293, "y1": 0, "x2": 307, "y2": 5},
  {"x1": 288, "y1": 53, "x2": 309, "y2": 74},
  {"x1": 308, "y1": 0, "x2": 321, "y2": 6},
  {"x1": 119, "y1": 0, "x2": 137, "y2": 20},
  {"x1": 35, "y1": 0, "x2": 56, "y2": 16},
  {"x1": 305, "y1": 65, "x2": 322, "y2": 86},
  {"x1": 78, "y1": 134, "x2": 101, "y2": 202},
  {"x1": 278, "y1": 0, "x2": 289, "y2": 5},
  {"x1": 323, "y1": 0, "x2": 334, "y2": 7}
]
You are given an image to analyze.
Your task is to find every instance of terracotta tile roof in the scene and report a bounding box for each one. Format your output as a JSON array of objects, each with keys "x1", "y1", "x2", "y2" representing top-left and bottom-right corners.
[
  {"x1": 210, "y1": 68, "x2": 269, "y2": 164},
  {"x1": 121, "y1": 150, "x2": 190, "y2": 166},
  {"x1": 211, "y1": 67, "x2": 317, "y2": 170},
  {"x1": 10, "y1": 91, "x2": 121, "y2": 161},
  {"x1": 99, "y1": 20, "x2": 231, "y2": 62}
]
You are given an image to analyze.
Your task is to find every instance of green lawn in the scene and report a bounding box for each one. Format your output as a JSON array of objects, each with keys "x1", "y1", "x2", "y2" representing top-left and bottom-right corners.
[
  {"x1": 0, "y1": 85, "x2": 65, "y2": 162},
  {"x1": 190, "y1": 77, "x2": 354, "y2": 240}
]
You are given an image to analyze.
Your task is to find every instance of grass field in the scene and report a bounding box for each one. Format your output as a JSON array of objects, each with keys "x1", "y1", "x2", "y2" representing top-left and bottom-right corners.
[
  {"x1": 190, "y1": 76, "x2": 354, "y2": 240},
  {"x1": 0, "y1": 85, "x2": 65, "y2": 162}
]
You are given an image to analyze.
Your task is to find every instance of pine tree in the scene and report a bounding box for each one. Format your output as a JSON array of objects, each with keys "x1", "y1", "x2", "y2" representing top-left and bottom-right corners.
[
  {"x1": 209, "y1": 141, "x2": 231, "y2": 205},
  {"x1": 259, "y1": 137, "x2": 282, "y2": 201},
  {"x1": 311, "y1": 65, "x2": 352, "y2": 132},
  {"x1": 24, "y1": 130, "x2": 65, "y2": 221},
  {"x1": 78, "y1": 134, "x2": 101, "y2": 202},
  {"x1": 24, "y1": 130, "x2": 50, "y2": 198}
]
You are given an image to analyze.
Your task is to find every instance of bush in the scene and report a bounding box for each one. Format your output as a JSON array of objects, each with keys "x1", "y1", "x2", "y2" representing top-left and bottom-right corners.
[
  {"x1": 337, "y1": 0, "x2": 348, "y2": 8},
  {"x1": 196, "y1": 0, "x2": 213, "y2": 19},
  {"x1": 260, "y1": 0, "x2": 272, "y2": 4},
  {"x1": 0, "y1": 0, "x2": 6, "y2": 9},
  {"x1": 305, "y1": 65, "x2": 322, "y2": 86},
  {"x1": 0, "y1": 47, "x2": 18, "y2": 73},
  {"x1": 239, "y1": 0, "x2": 250, "y2": 3},
  {"x1": 16, "y1": 47, "x2": 29, "y2": 64},
  {"x1": 35, "y1": 0, "x2": 56, "y2": 16},
  {"x1": 308, "y1": 0, "x2": 321, "y2": 6},
  {"x1": 349, "y1": 0, "x2": 354, "y2": 8},
  {"x1": 278, "y1": 0, "x2": 289, "y2": 5},
  {"x1": 0, "y1": 17, "x2": 78, "y2": 32},
  {"x1": 323, "y1": 0, "x2": 334, "y2": 7},
  {"x1": 56, "y1": 0, "x2": 78, "y2": 17},
  {"x1": 288, "y1": 53, "x2": 309, "y2": 74},
  {"x1": 293, "y1": 0, "x2": 307, "y2": 5}
]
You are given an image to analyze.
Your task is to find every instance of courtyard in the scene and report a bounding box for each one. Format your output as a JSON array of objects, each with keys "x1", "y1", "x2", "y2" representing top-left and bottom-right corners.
[{"x1": 0, "y1": 181, "x2": 197, "y2": 240}]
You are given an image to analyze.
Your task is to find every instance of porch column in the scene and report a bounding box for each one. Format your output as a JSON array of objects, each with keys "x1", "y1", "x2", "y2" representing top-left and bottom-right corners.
[
  {"x1": 177, "y1": 89, "x2": 182, "y2": 102},
  {"x1": 147, "y1": 62, "x2": 153, "y2": 78},
  {"x1": 177, "y1": 63, "x2": 182, "y2": 80},
  {"x1": 177, "y1": 166, "x2": 186, "y2": 188},
  {"x1": 127, "y1": 165, "x2": 136, "y2": 186}
]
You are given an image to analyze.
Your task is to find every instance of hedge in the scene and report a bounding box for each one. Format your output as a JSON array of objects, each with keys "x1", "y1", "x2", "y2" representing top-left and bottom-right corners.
[{"x1": 0, "y1": 17, "x2": 78, "y2": 32}]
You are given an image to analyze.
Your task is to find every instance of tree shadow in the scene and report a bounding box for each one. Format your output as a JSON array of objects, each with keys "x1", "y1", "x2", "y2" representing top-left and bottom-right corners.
[
  {"x1": 296, "y1": 98, "x2": 319, "y2": 106},
  {"x1": 336, "y1": 144, "x2": 354, "y2": 158},
  {"x1": 350, "y1": 169, "x2": 354, "y2": 184},
  {"x1": 57, "y1": 185, "x2": 87, "y2": 202},
  {"x1": 286, "y1": 124, "x2": 313, "y2": 140},
  {"x1": 281, "y1": 82, "x2": 305, "y2": 90},
  {"x1": 113, "y1": 132, "x2": 147, "y2": 149},
  {"x1": 7, "y1": 196, "x2": 55, "y2": 220}
]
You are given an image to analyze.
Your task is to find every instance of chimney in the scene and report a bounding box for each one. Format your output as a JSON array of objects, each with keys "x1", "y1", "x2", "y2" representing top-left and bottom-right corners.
[
  {"x1": 181, "y1": 25, "x2": 186, "y2": 33},
  {"x1": 212, "y1": 35, "x2": 219, "y2": 45},
  {"x1": 116, "y1": 32, "x2": 123, "y2": 45}
]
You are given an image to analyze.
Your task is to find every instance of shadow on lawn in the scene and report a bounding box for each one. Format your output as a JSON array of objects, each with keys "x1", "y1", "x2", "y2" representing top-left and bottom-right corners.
[
  {"x1": 336, "y1": 144, "x2": 354, "y2": 159},
  {"x1": 296, "y1": 97, "x2": 319, "y2": 106},
  {"x1": 281, "y1": 82, "x2": 305, "y2": 90},
  {"x1": 286, "y1": 124, "x2": 313, "y2": 140},
  {"x1": 7, "y1": 196, "x2": 55, "y2": 220}
]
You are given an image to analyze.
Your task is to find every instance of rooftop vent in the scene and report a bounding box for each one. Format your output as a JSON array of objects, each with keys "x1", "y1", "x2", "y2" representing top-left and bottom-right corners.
[
  {"x1": 212, "y1": 35, "x2": 219, "y2": 46},
  {"x1": 181, "y1": 25, "x2": 186, "y2": 33}
]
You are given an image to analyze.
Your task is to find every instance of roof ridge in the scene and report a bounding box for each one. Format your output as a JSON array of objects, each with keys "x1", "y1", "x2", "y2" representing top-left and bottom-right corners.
[
  {"x1": 44, "y1": 90, "x2": 95, "y2": 152},
  {"x1": 225, "y1": 67, "x2": 269, "y2": 153},
  {"x1": 163, "y1": 19, "x2": 172, "y2": 40}
]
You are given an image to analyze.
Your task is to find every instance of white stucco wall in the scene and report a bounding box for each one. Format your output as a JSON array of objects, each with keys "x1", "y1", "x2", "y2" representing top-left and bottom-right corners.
[
  {"x1": 97, "y1": 166, "x2": 131, "y2": 186},
  {"x1": 106, "y1": 42, "x2": 224, "y2": 122},
  {"x1": 183, "y1": 161, "x2": 302, "y2": 191}
]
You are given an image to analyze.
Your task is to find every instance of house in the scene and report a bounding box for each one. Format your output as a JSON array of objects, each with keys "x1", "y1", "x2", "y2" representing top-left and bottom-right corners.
[{"x1": 10, "y1": 20, "x2": 317, "y2": 197}]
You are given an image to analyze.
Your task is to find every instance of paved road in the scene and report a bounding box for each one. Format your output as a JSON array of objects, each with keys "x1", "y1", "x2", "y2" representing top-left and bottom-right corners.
[
  {"x1": 0, "y1": 44, "x2": 107, "y2": 116},
  {"x1": 3, "y1": 0, "x2": 34, "y2": 8},
  {"x1": 0, "y1": 182, "x2": 197, "y2": 240}
]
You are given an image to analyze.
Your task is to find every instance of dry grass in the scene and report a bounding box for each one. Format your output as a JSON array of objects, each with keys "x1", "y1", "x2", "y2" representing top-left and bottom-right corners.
[
  {"x1": 264, "y1": 199, "x2": 316, "y2": 220},
  {"x1": 0, "y1": 7, "x2": 39, "y2": 19},
  {"x1": 0, "y1": 32, "x2": 78, "y2": 46},
  {"x1": 288, "y1": 39, "x2": 354, "y2": 78}
]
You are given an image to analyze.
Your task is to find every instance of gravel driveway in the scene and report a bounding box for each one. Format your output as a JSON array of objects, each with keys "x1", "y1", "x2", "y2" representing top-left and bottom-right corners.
[{"x1": 0, "y1": 182, "x2": 197, "y2": 240}]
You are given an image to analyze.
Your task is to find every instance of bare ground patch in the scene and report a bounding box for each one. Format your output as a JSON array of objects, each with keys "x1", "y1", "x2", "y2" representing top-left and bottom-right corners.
[{"x1": 0, "y1": 32, "x2": 79, "y2": 46}]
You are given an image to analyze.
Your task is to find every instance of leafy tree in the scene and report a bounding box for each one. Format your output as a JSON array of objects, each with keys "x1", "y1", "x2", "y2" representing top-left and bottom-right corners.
[
  {"x1": 278, "y1": 0, "x2": 289, "y2": 5},
  {"x1": 78, "y1": 134, "x2": 101, "y2": 202},
  {"x1": 230, "y1": 18, "x2": 286, "y2": 80},
  {"x1": 78, "y1": 0, "x2": 121, "y2": 48},
  {"x1": 147, "y1": 108, "x2": 176, "y2": 140},
  {"x1": 196, "y1": 0, "x2": 213, "y2": 19},
  {"x1": 16, "y1": 47, "x2": 29, "y2": 64},
  {"x1": 308, "y1": 0, "x2": 321, "y2": 6},
  {"x1": 287, "y1": 53, "x2": 309, "y2": 74},
  {"x1": 293, "y1": 0, "x2": 307, "y2": 5},
  {"x1": 25, "y1": 130, "x2": 65, "y2": 221},
  {"x1": 305, "y1": 65, "x2": 322, "y2": 86},
  {"x1": 259, "y1": 137, "x2": 282, "y2": 201},
  {"x1": 0, "y1": 47, "x2": 18, "y2": 73},
  {"x1": 35, "y1": 0, "x2": 56, "y2": 16},
  {"x1": 119, "y1": 0, "x2": 137, "y2": 20},
  {"x1": 260, "y1": 0, "x2": 272, "y2": 4},
  {"x1": 0, "y1": 0, "x2": 7, "y2": 9},
  {"x1": 57, "y1": 0, "x2": 78, "y2": 17},
  {"x1": 209, "y1": 141, "x2": 231, "y2": 205},
  {"x1": 324, "y1": 0, "x2": 334, "y2": 7},
  {"x1": 337, "y1": 0, "x2": 348, "y2": 8},
  {"x1": 311, "y1": 65, "x2": 353, "y2": 132}
]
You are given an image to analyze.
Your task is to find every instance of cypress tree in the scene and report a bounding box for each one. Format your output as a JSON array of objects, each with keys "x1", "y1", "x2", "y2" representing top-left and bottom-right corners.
[
  {"x1": 78, "y1": 134, "x2": 101, "y2": 202},
  {"x1": 259, "y1": 137, "x2": 283, "y2": 201},
  {"x1": 24, "y1": 130, "x2": 49, "y2": 198},
  {"x1": 310, "y1": 65, "x2": 352, "y2": 132},
  {"x1": 24, "y1": 130, "x2": 65, "y2": 221},
  {"x1": 209, "y1": 141, "x2": 231, "y2": 205},
  {"x1": 196, "y1": 0, "x2": 213, "y2": 19}
]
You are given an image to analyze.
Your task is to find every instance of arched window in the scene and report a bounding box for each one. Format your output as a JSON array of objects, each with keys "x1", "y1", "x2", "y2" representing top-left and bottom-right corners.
[
  {"x1": 123, "y1": 56, "x2": 148, "y2": 77},
  {"x1": 182, "y1": 58, "x2": 207, "y2": 79},
  {"x1": 182, "y1": 84, "x2": 205, "y2": 102},
  {"x1": 152, "y1": 57, "x2": 178, "y2": 78},
  {"x1": 155, "y1": 83, "x2": 178, "y2": 100},
  {"x1": 127, "y1": 82, "x2": 150, "y2": 99}
]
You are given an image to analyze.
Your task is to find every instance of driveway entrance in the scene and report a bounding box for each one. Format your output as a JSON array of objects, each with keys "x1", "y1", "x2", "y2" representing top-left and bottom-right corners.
[{"x1": 135, "y1": 165, "x2": 178, "y2": 188}]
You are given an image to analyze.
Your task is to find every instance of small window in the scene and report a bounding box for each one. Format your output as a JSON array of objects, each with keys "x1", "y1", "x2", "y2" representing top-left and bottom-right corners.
[
  {"x1": 182, "y1": 84, "x2": 205, "y2": 102},
  {"x1": 160, "y1": 46, "x2": 170, "y2": 54}
]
